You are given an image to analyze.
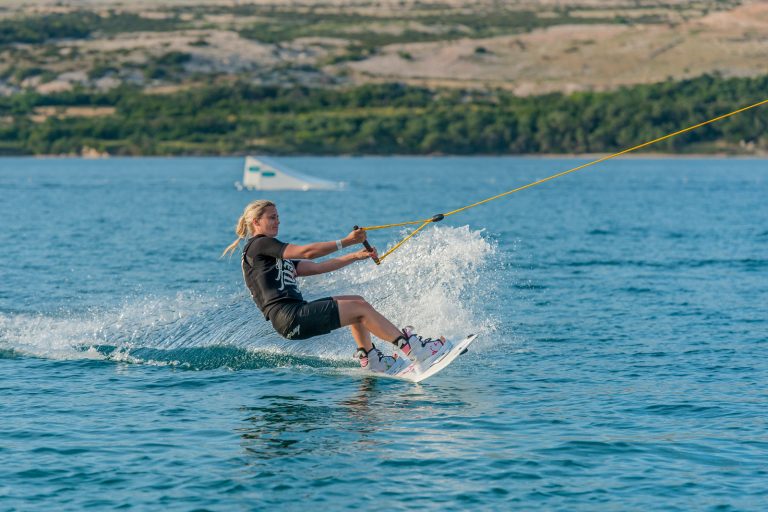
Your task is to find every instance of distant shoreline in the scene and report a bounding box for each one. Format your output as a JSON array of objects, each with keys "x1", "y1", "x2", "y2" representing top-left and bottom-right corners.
[
  {"x1": 8, "y1": 152, "x2": 767, "y2": 160},
  {"x1": 521, "y1": 152, "x2": 768, "y2": 160},
  {"x1": 3, "y1": 76, "x2": 764, "y2": 158}
]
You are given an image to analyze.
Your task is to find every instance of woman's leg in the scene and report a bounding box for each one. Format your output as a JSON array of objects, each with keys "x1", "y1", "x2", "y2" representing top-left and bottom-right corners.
[
  {"x1": 335, "y1": 295, "x2": 402, "y2": 351},
  {"x1": 334, "y1": 296, "x2": 372, "y2": 349},
  {"x1": 348, "y1": 322, "x2": 371, "y2": 350}
]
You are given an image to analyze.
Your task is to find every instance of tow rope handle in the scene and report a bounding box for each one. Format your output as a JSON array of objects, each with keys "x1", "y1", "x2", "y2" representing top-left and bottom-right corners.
[
  {"x1": 354, "y1": 214, "x2": 444, "y2": 265},
  {"x1": 353, "y1": 226, "x2": 381, "y2": 265}
]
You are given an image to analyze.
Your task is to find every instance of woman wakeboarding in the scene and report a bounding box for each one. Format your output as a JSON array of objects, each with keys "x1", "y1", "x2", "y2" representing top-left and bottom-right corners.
[{"x1": 222, "y1": 200, "x2": 448, "y2": 374}]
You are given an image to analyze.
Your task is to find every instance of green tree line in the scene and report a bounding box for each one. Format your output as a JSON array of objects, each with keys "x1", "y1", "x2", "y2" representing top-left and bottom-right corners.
[
  {"x1": 0, "y1": 74, "x2": 766, "y2": 156},
  {"x1": 0, "y1": 11, "x2": 186, "y2": 45}
]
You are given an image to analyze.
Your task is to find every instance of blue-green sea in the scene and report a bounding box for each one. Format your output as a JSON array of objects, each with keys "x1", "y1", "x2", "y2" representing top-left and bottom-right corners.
[{"x1": 1, "y1": 156, "x2": 767, "y2": 511}]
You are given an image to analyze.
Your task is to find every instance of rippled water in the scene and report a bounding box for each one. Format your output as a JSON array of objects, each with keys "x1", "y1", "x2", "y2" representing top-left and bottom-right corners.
[{"x1": 1, "y1": 157, "x2": 767, "y2": 510}]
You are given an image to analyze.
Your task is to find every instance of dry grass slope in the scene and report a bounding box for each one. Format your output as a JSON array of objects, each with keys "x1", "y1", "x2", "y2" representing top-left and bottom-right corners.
[
  {"x1": 344, "y1": 1, "x2": 768, "y2": 94},
  {"x1": 1, "y1": 0, "x2": 763, "y2": 97}
]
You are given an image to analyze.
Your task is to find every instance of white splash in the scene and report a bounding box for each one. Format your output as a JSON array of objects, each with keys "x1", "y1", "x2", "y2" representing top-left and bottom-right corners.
[{"x1": 306, "y1": 225, "x2": 499, "y2": 353}]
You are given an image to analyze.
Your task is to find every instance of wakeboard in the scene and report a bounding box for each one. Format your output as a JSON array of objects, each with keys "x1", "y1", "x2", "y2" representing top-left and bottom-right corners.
[{"x1": 390, "y1": 334, "x2": 478, "y2": 383}]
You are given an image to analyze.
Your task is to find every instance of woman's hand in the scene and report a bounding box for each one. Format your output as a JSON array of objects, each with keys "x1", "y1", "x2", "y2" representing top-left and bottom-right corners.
[
  {"x1": 352, "y1": 245, "x2": 378, "y2": 261},
  {"x1": 343, "y1": 227, "x2": 367, "y2": 247}
]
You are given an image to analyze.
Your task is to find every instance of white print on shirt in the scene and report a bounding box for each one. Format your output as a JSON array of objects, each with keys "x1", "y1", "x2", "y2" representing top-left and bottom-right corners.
[
  {"x1": 275, "y1": 258, "x2": 298, "y2": 292},
  {"x1": 286, "y1": 324, "x2": 301, "y2": 339}
]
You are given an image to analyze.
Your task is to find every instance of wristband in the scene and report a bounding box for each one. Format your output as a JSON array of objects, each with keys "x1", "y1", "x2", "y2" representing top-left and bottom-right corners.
[{"x1": 336, "y1": 239, "x2": 343, "y2": 251}]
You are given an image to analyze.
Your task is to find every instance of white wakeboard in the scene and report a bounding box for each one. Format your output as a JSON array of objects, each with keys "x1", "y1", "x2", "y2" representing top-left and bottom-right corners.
[{"x1": 390, "y1": 334, "x2": 478, "y2": 383}]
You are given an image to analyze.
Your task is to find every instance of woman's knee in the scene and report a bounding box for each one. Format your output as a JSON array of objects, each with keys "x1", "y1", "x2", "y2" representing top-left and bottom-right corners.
[
  {"x1": 336, "y1": 295, "x2": 370, "y2": 311},
  {"x1": 338, "y1": 298, "x2": 372, "y2": 324},
  {"x1": 352, "y1": 299, "x2": 374, "y2": 315}
]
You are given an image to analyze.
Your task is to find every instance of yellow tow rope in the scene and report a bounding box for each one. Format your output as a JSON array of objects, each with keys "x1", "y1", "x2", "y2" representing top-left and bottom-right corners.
[{"x1": 361, "y1": 98, "x2": 768, "y2": 264}]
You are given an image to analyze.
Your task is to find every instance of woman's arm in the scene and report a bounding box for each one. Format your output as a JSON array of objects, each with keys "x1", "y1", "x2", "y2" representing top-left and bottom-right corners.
[
  {"x1": 295, "y1": 247, "x2": 377, "y2": 277},
  {"x1": 283, "y1": 228, "x2": 366, "y2": 260}
]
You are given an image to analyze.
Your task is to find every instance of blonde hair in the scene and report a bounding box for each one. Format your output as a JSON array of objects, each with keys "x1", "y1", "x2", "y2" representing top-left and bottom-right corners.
[{"x1": 221, "y1": 200, "x2": 276, "y2": 257}]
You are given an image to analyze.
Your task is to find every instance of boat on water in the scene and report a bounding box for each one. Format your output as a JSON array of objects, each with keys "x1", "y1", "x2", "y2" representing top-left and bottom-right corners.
[{"x1": 236, "y1": 156, "x2": 343, "y2": 191}]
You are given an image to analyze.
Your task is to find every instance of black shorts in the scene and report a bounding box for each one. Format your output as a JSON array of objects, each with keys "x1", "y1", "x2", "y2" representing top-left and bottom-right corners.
[{"x1": 268, "y1": 297, "x2": 341, "y2": 340}]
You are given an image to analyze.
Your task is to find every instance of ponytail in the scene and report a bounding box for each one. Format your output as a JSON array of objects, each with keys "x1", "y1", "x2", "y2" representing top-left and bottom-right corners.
[{"x1": 221, "y1": 200, "x2": 275, "y2": 257}]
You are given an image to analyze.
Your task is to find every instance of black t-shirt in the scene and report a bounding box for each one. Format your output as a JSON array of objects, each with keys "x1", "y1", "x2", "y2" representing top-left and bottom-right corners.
[{"x1": 242, "y1": 235, "x2": 304, "y2": 319}]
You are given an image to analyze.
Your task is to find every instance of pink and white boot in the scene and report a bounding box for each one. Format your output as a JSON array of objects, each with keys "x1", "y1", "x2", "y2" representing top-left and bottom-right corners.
[
  {"x1": 355, "y1": 344, "x2": 407, "y2": 375},
  {"x1": 395, "y1": 326, "x2": 450, "y2": 366}
]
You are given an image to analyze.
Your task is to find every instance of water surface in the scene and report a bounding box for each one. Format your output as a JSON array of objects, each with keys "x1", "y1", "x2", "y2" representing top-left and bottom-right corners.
[{"x1": 1, "y1": 156, "x2": 766, "y2": 510}]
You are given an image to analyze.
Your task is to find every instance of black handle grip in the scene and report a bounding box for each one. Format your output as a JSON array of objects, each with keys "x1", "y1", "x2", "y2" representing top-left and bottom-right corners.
[{"x1": 353, "y1": 226, "x2": 381, "y2": 265}]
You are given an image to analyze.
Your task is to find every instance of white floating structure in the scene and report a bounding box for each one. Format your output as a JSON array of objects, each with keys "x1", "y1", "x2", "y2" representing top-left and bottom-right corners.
[{"x1": 238, "y1": 156, "x2": 342, "y2": 191}]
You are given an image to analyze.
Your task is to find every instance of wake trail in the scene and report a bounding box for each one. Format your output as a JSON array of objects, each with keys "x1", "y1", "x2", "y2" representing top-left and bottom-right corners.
[{"x1": 0, "y1": 226, "x2": 499, "y2": 370}]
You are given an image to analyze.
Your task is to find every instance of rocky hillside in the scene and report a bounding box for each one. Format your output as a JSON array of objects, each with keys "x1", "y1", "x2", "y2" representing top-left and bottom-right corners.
[{"x1": 1, "y1": 0, "x2": 763, "y2": 97}]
